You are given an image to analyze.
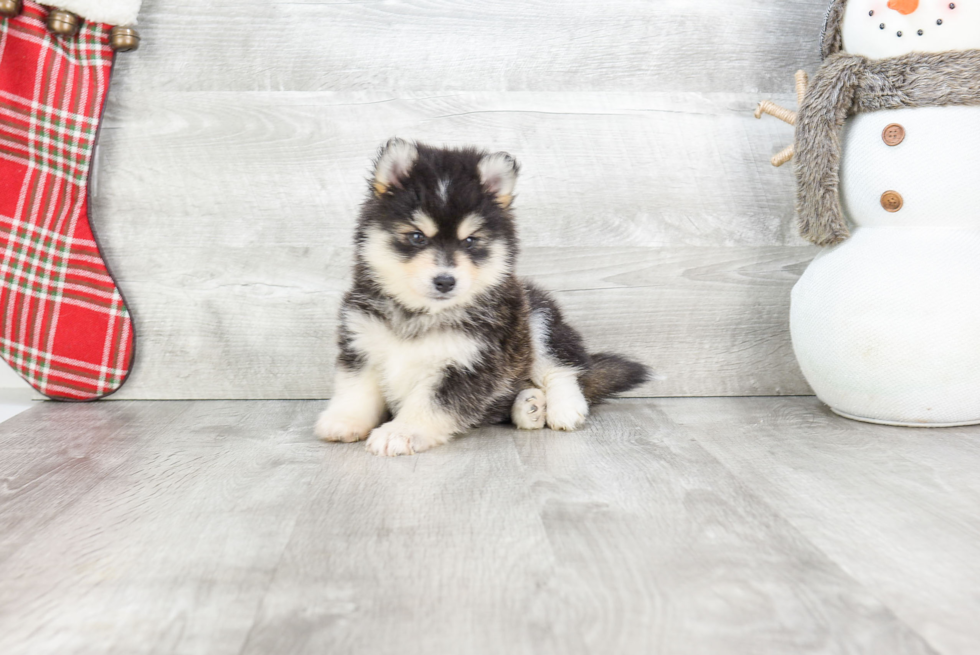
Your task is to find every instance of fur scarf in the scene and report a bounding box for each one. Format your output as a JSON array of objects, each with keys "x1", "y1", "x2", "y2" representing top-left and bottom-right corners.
[
  {"x1": 795, "y1": 49, "x2": 980, "y2": 246},
  {"x1": 821, "y1": 0, "x2": 848, "y2": 59}
]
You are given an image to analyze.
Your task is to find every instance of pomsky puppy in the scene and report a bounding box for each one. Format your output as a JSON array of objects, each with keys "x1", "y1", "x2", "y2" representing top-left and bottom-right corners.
[{"x1": 315, "y1": 139, "x2": 649, "y2": 456}]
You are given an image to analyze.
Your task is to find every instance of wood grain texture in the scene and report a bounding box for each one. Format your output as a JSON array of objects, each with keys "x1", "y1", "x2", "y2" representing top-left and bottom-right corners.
[
  {"x1": 91, "y1": 90, "x2": 812, "y2": 399},
  {"x1": 656, "y1": 397, "x2": 980, "y2": 655},
  {"x1": 84, "y1": 0, "x2": 830, "y2": 398},
  {"x1": 245, "y1": 403, "x2": 936, "y2": 654},
  {"x1": 510, "y1": 404, "x2": 938, "y2": 655},
  {"x1": 0, "y1": 401, "x2": 324, "y2": 655},
  {"x1": 113, "y1": 0, "x2": 826, "y2": 94},
  {"x1": 97, "y1": 246, "x2": 814, "y2": 399},
  {"x1": 0, "y1": 399, "x2": 958, "y2": 653},
  {"x1": 0, "y1": 402, "x2": 178, "y2": 563},
  {"x1": 240, "y1": 421, "x2": 556, "y2": 655},
  {"x1": 95, "y1": 91, "x2": 804, "y2": 249}
]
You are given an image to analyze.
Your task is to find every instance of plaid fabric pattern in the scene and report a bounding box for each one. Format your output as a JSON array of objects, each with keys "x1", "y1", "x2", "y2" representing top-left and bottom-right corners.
[{"x1": 0, "y1": 1, "x2": 134, "y2": 400}]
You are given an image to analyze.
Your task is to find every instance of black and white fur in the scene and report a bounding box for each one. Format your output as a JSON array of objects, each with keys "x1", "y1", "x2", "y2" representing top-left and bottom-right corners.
[{"x1": 315, "y1": 139, "x2": 649, "y2": 456}]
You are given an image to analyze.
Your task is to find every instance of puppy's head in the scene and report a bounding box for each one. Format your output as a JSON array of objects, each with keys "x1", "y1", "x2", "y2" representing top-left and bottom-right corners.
[{"x1": 357, "y1": 139, "x2": 519, "y2": 313}]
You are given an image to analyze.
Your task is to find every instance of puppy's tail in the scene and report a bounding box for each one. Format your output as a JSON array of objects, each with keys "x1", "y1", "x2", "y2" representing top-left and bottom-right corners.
[{"x1": 580, "y1": 353, "x2": 650, "y2": 405}]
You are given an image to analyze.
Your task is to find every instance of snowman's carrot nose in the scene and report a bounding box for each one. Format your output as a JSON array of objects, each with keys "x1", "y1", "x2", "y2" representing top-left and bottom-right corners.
[{"x1": 887, "y1": 0, "x2": 919, "y2": 14}]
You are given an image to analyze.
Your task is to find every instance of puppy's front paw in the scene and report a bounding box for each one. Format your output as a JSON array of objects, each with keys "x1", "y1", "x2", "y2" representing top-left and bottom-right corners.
[
  {"x1": 545, "y1": 386, "x2": 589, "y2": 431},
  {"x1": 512, "y1": 388, "x2": 547, "y2": 430},
  {"x1": 315, "y1": 410, "x2": 376, "y2": 443},
  {"x1": 366, "y1": 422, "x2": 448, "y2": 457}
]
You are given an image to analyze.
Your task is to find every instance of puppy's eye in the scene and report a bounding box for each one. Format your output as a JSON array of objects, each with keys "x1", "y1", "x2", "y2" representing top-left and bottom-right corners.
[
  {"x1": 409, "y1": 232, "x2": 428, "y2": 246},
  {"x1": 463, "y1": 236, "x2": 478, "y2": 249}
]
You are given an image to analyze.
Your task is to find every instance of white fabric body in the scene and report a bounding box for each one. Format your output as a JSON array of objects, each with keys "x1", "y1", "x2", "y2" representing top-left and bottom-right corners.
[
  {"x1": 791, "y1": 105, "x2": 980, "y2": 425},
  {"x1": 49, "y1": 0, "x2": 141, "y2": 26},
  {"x1": 842, "y1": 0, "x2": 980, "y2": 60},
  {"x1": 840, "y1": 106, "x2": 980, "y2": 228}
]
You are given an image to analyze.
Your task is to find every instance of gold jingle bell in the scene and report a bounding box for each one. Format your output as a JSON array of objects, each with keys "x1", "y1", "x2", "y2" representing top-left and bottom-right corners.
[
  {"x1": 47, "y1": 8, "x2": 81, "y2": 36},
  {"x1": 109, "y1": 25, "x2": 140, "y2": 52},
  {"x1": 0, "y1": 0, "x2": 23, "y2": 18}
]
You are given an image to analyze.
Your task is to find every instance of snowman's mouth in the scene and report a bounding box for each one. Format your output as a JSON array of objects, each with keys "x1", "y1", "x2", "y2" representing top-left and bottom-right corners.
[
  {"x1": 874, "y1": 0, "x2": 957, "y2": 39},
  {"x1": 876, "y1": 16, "x2": 947, "y2": 40}
]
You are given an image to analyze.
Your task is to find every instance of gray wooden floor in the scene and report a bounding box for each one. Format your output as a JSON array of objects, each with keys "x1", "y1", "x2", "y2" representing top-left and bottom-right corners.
[{"x1": 1, "y1": 398, "x2": 978, "y2": 655}]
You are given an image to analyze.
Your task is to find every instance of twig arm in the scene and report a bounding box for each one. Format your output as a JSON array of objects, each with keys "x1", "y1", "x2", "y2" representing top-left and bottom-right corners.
[
  {"x1": 755, "y1": 71, "x2": 808, "y2": 167},
  {"x1": 795, "y1": 70, "x2": 809, "y2": 106},
  {"x1": 754, "y1": 100, "x2": 797, "y2": 126},
  {"x1": 771, "y1": 144, "x2": 795, "y2": 168}
]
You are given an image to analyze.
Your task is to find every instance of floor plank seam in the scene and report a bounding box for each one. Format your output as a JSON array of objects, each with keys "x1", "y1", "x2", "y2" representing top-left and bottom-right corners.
[
  {"x1": 0, "y1": 404, "x2": 189, "y2": 568},
  {"x1": 3, "y1": 399, "x2": 978, "y2": 654},
  {"x1": 680, "y1": 415, "x2": 950, "y2": 655},
  {"x1": 235, "y1": 432, "x2": 341, "y2": 655}
]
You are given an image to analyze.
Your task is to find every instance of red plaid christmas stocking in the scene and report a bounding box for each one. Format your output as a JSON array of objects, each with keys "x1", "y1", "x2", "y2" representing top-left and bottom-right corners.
[{"x1": 0, "y1": 1, "x2": 135, "y2": 400}]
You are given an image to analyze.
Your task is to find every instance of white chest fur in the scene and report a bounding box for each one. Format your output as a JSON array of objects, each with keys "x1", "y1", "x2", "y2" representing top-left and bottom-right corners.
[
  {"x1": 840, "y1": 105, "x2": 980, "y2": 228},
  {"x1": 345, "y1": 312, "x2": 483, "y2": 410}
]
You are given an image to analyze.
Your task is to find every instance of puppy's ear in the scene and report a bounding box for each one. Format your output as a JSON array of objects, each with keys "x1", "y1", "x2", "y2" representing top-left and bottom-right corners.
[
  {"x1": 373, "y1": 138, "x2": 418, "y2": 196},
  {"x1": 478, "y1": 152, "x2": 519, "y2": 208}
]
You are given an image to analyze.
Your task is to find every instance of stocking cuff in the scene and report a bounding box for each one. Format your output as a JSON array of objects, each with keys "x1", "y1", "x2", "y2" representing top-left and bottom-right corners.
[{"x1": 47, "y1": 0, "x2": 142, "y2": 26}]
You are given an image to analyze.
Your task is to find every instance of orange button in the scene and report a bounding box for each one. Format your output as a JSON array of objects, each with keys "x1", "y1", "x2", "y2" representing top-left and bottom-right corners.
[
  {"x1": 882, "y1": 123, "x2": 906, "y2": 146},
  {"x1": 881, "y1": 190, "x2": 904, "y2": 212}
]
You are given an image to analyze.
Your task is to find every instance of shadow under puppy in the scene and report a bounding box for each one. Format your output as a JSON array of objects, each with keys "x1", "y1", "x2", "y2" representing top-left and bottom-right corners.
[{"x1": 316, "y1": 139, "x2": 649, "y2": 456}]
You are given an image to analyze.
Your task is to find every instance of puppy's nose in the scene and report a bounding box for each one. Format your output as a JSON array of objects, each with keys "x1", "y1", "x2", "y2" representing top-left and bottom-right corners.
[{"x1": 433, "y1": 275, "x2": 456, "y2": 294}]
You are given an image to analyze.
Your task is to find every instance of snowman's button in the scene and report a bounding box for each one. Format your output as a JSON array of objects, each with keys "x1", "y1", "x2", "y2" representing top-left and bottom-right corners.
[
  {"x1": 882, "y1": 123, "x2": 906, "y2": 146},
  {"x1": 881, "y1": 190, "x2": 904, "y2": 212}
]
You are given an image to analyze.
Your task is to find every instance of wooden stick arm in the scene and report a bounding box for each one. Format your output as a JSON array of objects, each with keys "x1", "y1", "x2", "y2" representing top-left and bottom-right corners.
[
  {"x1": 754, "y1": 100, "x2": 797, "y2": 126},
  {"x1": 755, "y1": 71, "x2": 809, "y2": 168},
  {"x1": 771, "y1": 144, "x2": 794, "y2": 168},
  {"x1": 795, "y1": 70, "x2": 809, "y2": 106}
]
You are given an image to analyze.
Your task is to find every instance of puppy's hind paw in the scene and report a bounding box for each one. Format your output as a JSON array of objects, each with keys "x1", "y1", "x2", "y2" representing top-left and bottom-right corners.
[
  {"x1": 315, "y1": 411, "x2": 375, "y2": 443},
  {"x1": 512, "y1": 388, "x2": 547, "y2": 430}
]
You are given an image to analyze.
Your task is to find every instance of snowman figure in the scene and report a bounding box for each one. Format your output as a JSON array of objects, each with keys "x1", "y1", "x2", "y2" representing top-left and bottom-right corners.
[{"x1": 758, "y1": 0, "x2": 980, "y2": 426}]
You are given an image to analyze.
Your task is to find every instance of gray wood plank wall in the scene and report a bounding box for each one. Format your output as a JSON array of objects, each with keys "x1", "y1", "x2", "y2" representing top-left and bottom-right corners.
[{"x1": 91, "y1": 0, "x2": 829, "y2": 399}]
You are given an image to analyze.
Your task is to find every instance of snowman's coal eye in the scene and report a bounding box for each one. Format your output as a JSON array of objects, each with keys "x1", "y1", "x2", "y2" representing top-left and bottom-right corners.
[
  {"x1": 869, "y1": 9, "x2": 874, "y2": 16},
  {"x1": 880, "y1": 23, "x2": 886, "y2": 29},
  {"x1": 938, "y1": 18, "x2": 943, "y2": 24},
  {"x1": 950, "y1": 3, "x2": 956, "y2": 9},
  {"x1": 897, "y1": 31, "x2": 903, "y2": 37}
]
